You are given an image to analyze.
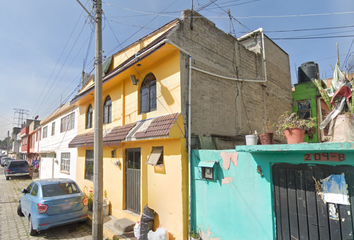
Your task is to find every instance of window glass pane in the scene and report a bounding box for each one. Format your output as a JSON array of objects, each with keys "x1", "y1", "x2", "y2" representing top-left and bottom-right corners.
[
  {"x1": 134, "y1": 151, "x2": 141, "y2": 169},
  {"x1": 150, "y1": 84, "x2": 156, "y2": 110},
  {"x1": 85, "y1": 150, "x2": 94, "y2": 181},
  {"x1": 31, "y1": 184, "x2": 38, "y2": 196},
  {"x1": 42, "y1": 183, "x2": 80, "y2": 197},
  {"x1": 141, "y1": 88, "x2": 149, "y2": 113},
  {"x1": 128, "y1": 151, "x2": 134, "y2": 169},
  {"x1": 26, "y1": 183, "x2": 34, "y2": 193}
]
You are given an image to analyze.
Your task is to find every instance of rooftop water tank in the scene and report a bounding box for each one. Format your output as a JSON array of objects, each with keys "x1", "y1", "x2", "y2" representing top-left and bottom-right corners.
[{"x1": 298, "y1": 61, "x2": 319, "y2": 83}]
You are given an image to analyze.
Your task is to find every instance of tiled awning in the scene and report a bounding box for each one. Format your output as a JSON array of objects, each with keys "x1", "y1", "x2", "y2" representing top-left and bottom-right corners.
[
  {"x1": 68, "y1": 132, "x2": 94, "y2": 148},
  {"x1": 103, "y1": 122, "x2": 136, "y2": 147},
  {"x1": 126, "y1": 113, "x2": 181, "y2": 141},
  {"x1": 68, "y1": 113, "x2": 181, "y2": 148}
]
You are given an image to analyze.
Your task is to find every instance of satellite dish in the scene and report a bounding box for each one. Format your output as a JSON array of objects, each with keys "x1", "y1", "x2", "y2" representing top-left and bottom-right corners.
[{"x1": 34, "y1": 115, "x2": 39, "y2": 120}]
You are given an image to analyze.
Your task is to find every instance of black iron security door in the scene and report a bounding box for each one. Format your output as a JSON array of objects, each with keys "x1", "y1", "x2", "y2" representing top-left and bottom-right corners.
[
  {"x1": 273, "y1": 163, "x2": 354, "y2": 240},
  {"x1": 125, "y1": 148, "x2": 141, "y2": 214}
]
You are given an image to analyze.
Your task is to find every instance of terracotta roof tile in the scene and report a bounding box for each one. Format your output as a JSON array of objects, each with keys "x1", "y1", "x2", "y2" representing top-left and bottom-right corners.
[
  {"x1": 103, "y1": 122, "x2": 136, "y2": 146},
  {"x1": 68, "y1": 132, "x2": 94, "y2": 148},
  {"x1": 133, "y1": 113, "x2": 180, "y2": 139}
]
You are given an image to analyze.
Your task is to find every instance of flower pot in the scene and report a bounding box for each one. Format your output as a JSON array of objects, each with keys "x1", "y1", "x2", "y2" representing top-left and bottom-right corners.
[
  {"x1": 245, "y1": 134, "x2": 258, "y2": 145},
  {"x1": 284, "y1": 128, "x2": 305, "y2": 144},
  {"x1": 259, "y1": 133, "x2": 273, "y2": 145}
]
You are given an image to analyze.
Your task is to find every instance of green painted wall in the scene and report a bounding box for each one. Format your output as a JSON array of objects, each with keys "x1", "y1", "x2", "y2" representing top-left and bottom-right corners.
[
  {"x1": 192, "y1": 142, "x2": 354, "y2": 240},
  {"x1": 292, "y1": 81, "x2": 320, "y2": 143}
]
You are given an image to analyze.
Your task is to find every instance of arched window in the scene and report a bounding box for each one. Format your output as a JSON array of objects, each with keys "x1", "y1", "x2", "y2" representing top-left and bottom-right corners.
[
  {"x1": 140, "y1": 73, "x2": 156, "y2": 114},
  {"x1": 103, "y1": 96, "x2": 112, "y2": 124},
  {"x1": 86, "y1": 104, "x2": 93, "y2": 129}
]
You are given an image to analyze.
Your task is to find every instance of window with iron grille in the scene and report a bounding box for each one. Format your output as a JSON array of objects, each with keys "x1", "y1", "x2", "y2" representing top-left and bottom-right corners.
[
  {"x1": 297, "y1": 100, "x2": 311, "y2": 119},
  {"x1": 140, "y1": 73, "x2": 156, "y2": 114},
  {"x1": 43, "y1": 126, "x2": 48, "y2": 138},
  {"x1": 86, "y1": 104, "x2": 93, "y2": 129},
  {"x1": 60, "y1": 152, "x2": 70, "y2": 173},
  {"x1": 85, "y1": 150, "x2": 94, "y2": 181},
  {"x1": 51, "y1": 122, "x2": 55, "y2": 136},
  {"x1": 103, "y1": 96, "x2": 112, "y2": 124},
  {"x1": 61, "y1": 112, "x2": 75, "y2": 132}
]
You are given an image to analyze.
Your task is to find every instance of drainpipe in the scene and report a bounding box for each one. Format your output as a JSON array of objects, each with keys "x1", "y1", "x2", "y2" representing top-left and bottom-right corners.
[
  {"x1": 165, "y1": 39, "x2": 193, "y2": 240},
  {"x1": 237, "y1": 28, "x2": 268, "y2": 83}
]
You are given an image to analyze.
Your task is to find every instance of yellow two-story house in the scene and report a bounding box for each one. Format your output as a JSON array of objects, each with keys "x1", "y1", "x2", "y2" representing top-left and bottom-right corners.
[
  {"x1": 69, "y1": 9, "x2": 293, "y2": 239},
  {"x1": 69, "y1": 19, "x2": 188, "y2": 239}
]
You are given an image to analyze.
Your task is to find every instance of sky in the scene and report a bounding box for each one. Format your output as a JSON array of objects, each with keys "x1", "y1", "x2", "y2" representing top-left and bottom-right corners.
[{"x1": 1, "y1": 0, "x2": 354, "y2": 140}]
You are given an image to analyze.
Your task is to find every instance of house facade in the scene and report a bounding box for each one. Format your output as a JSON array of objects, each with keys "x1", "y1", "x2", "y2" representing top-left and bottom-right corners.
[
  {"x1": 192, "y1": 143, "x2": 354, "y2": 239},
  {"x1": 39, "y1": 103, "x2": 78, "y2": 180},
  {"x1": 20, "y1": 119, "x2": 40, "y2": 164},
  {"x1": 69, "y1": 10, "x2": 292, "y2": 239},
  {"x1": 7, "y1": 127, "x2": 22, "y2": 159}
]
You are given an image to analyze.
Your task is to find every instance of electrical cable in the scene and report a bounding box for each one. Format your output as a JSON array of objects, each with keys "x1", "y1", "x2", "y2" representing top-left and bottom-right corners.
[
  {"x1": 31, "y1": 8, "x2": 86, "y2": 117},
  {"x1": 36, "y1": 19, "x2": 88, "y2": 116},
  {"x1": 106, "y1": 0, "x2": 181, "y2": 56}
]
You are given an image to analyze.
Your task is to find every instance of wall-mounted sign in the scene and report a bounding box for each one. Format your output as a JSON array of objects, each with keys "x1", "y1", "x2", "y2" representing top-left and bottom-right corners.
[{"x1": 304, "y1": 153, "x2": 346, "y2": 162}]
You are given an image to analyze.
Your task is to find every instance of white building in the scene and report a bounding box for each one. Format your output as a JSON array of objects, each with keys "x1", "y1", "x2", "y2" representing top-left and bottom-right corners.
[{"x1": 39, "y1": 102, "x2": 78, "y2": 180}]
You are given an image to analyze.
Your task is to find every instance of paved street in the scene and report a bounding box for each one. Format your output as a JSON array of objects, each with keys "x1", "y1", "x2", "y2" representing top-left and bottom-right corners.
[{"x1": 0, "y1": 167, "x2": 93, "y2": 240}]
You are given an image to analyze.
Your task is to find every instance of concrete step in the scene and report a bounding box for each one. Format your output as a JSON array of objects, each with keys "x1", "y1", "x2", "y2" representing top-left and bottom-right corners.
[{"x1": 87, "y1": 211, "x2": 137, "y2": 240}]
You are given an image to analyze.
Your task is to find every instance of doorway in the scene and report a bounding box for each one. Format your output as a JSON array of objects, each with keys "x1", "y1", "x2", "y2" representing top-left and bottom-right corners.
[
  {"x1": 273, "y1": 163, "x2": 354, "y2": 240},
  {"x1": 125, "y1": 148, "x2": 141, "y2": 214}
]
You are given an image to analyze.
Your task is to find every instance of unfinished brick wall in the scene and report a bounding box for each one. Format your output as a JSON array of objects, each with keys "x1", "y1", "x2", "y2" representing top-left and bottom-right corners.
[{"x1": 168, "y1": 10, "x2": 292, "y2": 146}]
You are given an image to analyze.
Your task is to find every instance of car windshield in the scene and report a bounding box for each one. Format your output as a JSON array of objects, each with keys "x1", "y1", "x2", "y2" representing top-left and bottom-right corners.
[
  {"x1": 9, "y1": 161, "x2": 28, "y2": 167},
  {"x1": 42, "y1": 182, "x2": 80, "y2": 197}
]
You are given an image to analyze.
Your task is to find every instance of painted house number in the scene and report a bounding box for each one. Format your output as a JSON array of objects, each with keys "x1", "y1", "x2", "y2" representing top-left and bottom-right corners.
[{"x1": 304, "y1": 153, "x2": 346, "y2": 162}]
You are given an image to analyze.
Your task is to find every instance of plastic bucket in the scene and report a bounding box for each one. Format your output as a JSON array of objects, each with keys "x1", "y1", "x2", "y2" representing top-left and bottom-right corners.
[{"x1": 245, "y1": 135, "x2": 258, "y2": 145}]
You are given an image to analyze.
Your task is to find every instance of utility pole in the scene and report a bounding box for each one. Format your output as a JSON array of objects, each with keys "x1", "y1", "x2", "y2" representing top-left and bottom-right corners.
[
  {"x1": 93, "y1": 0, "x2": 103, "y2": 239},
  {"x1": 75, "y1": 0, "x2": 103, "y2": 239}
]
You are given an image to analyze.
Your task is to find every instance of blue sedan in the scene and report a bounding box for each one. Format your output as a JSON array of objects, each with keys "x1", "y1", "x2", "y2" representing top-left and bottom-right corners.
[{"x1": 18, "y1": 178, "x2": 88, "y2": 236}]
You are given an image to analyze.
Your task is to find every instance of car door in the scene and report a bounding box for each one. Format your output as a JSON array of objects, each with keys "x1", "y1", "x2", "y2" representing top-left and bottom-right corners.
[
  {"x1": 21, "y1": 183, "x2": 34, "y2": 217},
  {"x1": 26, "y1": 183, "x2": 39, "y2": 215}
]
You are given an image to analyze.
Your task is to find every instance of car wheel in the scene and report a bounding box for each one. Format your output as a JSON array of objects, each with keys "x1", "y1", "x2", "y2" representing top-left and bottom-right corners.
[
  {"x1": 5, "y1": 176, "x2": 9, "y2": 180},
  {"x1": 28, "y1": 216, "x2": 36, "y2": 236},
  {"x1": 17, "y1": 203, "x2": 24, "y2": 217}
]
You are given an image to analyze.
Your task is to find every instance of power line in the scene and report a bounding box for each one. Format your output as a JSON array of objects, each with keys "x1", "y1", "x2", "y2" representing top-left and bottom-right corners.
[
  {"x1": 272, "y1": 35, "x2": 354, "y2": 40},
  {"x1": 106, "y1": 0, "x2": 181, "y2": 56},
  {"x1": 31, "y1": 8, "x2": 86, "y2": 117}
]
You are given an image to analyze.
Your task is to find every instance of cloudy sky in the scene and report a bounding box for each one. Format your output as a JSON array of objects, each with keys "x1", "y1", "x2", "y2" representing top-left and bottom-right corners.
[{"x1": 1, "y1": 0, "x2": 354, "y2": 139}]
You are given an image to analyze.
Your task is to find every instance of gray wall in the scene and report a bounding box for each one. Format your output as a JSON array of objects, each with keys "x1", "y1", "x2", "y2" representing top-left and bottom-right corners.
[{"x1": 168, "y1": 10, "x2": 292, "y2": 148}]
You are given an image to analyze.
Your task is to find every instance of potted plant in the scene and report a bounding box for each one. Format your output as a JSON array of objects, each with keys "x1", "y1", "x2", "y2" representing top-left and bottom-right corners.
[
  {"x1": 273, "y1": 111, "x2": 317, "y2": 144},
  {"x1": 83, "y1": 186, "x2": 93, "y2": 210},
  {"x1": 259, "y1": 120, "x2": 273, "y2": 145}
]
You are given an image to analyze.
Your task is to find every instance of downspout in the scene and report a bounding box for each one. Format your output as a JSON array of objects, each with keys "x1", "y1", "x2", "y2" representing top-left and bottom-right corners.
[
  {"x1": 165, "y1": 39, "x2": 193, "y2": 239},
  {"x1": 237, "y1": 28, "x2": 268, "y2": 83},
  {"x1": 238, "y1": 28, "x2": 268, "y2": 125}
]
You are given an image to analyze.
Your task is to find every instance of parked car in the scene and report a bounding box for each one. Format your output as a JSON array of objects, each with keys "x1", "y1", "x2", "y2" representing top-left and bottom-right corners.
[
  {"x1": 1, "y1": 157, "x2": 14, "y2": 167},
  {"x1": 18, "y1": 178, "x2": 88, "y2": 236},
  {"x1": 4, "y1": 160, "x2": 30, "y2": 180}
]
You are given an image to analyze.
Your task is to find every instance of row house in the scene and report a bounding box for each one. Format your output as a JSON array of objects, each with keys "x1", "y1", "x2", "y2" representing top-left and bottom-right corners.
[
  {"x1": 67, "y1": 9, "x2": 292, "y2": 239},
  {"x1": 20, "y1": 119, "x2": 40, "y2": 165},
  {"x1": 7, "y1": 127, "x2": 21, "y2": 159},
  {"x1": 39, "y1": 102, "x2": 78, "y2": 180}
]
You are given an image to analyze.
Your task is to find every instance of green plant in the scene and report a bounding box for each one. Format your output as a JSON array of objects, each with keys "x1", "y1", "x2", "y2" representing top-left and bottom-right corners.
[
  {"x1": 83, "y1": 186, "x2": 93, "y2": 204},
  {"x1": 262, "y1": 119, "x2": 273, "y2": 133},
  {"x1": 273, "y1": 111, "x2": 317, "y2": 138},
  {"x1": 190, "y1": 228, "x2": 200, "y2": 239}
]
